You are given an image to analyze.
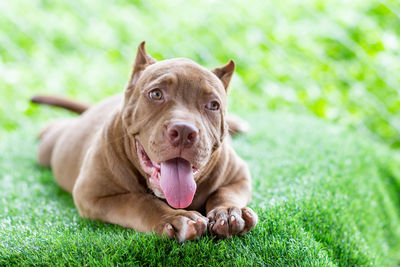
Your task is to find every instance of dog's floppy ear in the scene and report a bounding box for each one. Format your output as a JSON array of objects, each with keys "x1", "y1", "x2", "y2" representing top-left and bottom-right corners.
[
  {"x1": 211, "y1": 60, "x2": 235, "y2": 91},
  {"x1": 127, "y1": 41, "x2": 157, "y2": 89}
]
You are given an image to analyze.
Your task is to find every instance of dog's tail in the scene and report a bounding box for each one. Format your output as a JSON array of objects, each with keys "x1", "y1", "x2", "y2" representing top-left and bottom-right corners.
[
  {"x1": 31, "y1": 95, "x2": 249, "y2": 135},
  {"x1": 31, "y1": 95, "x2": 90, "y2": 114}
]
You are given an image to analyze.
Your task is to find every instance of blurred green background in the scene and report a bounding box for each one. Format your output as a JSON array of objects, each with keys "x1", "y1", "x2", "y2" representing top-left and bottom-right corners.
[{"x1": 1, "y1": 0, "x2": 400, "y2": 146}]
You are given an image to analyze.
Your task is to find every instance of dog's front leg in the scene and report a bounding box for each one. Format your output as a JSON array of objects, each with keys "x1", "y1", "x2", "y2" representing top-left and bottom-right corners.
[
  {"x1": 73, "y1": 178, "x2": 208, "y2": 242},
  {"x1": 205, "y1": 172, "x2": 258, "y2": 238}
]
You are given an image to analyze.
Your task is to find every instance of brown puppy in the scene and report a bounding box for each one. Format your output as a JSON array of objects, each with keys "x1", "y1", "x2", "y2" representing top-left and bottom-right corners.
[{"x1": 34, "y1": 42, "x2": 258, "y2": 241}]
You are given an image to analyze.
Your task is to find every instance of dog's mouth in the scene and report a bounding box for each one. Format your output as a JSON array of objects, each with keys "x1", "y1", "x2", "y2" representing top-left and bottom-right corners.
[{"x1": 136, "y1": 140, "x2": 199, "y2": 209}]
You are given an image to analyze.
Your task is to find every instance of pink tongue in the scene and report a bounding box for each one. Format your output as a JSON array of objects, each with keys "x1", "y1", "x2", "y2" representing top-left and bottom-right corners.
[{"x1": 160, "y1": 158, "x2": 196, "y2": 209}]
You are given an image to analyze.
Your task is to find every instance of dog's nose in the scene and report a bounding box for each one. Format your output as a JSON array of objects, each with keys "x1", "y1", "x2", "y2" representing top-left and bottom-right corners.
[{"x1": 167, "y1": 122, "x2": 198, "y2": 147}]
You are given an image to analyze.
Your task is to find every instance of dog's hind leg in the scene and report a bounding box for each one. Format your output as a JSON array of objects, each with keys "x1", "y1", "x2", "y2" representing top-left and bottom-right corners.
[
  {"x1": 37, "y1": 119, "x2": 71, "y2": 167},
  {"x1": 226, "y1": 114, "x2": 249, "y2": 136}
]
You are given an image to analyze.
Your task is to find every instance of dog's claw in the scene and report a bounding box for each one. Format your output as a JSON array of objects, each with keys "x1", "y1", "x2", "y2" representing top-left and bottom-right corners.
[
  {"x1": 163, "y1": 223, "x2": 176, "y2": 239},
  {"x1": 207, "y1": 206, "x2": 258, "y2": 238},
  {"x1": 158, "y1": 211, "x2": 208, "y2": 242}
]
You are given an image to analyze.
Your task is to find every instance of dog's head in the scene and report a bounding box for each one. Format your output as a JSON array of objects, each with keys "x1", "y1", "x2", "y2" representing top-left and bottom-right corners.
[{"x1": 122, "y1": 42, "x2": 234, "y2": 209}]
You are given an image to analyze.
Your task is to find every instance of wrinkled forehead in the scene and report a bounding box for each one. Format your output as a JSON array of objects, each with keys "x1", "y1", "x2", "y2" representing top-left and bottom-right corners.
[{"x1": 138, "y1": 58, "x2": 226, "y2": 96}]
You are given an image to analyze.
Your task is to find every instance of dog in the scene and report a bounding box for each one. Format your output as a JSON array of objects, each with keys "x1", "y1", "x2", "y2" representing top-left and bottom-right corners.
[{"x1": 32, "y1": 42, "x2": 258, "y2": 241}]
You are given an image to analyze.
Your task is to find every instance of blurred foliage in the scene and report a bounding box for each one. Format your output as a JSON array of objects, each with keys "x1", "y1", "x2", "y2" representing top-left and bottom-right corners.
[{"x1": 1, "y1": 0, "x2": 400, "y2": 147}]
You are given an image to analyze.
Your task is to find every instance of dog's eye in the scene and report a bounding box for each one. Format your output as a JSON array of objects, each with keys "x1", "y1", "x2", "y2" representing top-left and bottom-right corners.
[
  {"x1": 148, "y1": 88, "x2": 164, "y2": 101},
  {"x1": 206, "y1": 100, "x2": 220, "y2": 111}
]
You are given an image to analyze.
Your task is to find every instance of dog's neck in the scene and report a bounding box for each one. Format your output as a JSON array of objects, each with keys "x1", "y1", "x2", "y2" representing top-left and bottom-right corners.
[{"x1": 99, "y1": 110, "x2": 149, "y2": 191}]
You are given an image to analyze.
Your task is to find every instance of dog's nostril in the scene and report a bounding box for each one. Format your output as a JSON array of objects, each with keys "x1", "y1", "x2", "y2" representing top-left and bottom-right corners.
[
  {"x1": 187, "y1": 132, "x2": 197, "y2": 143},
  {"x1": 170, "y1": 129, "x2": 179, "y2": 138},
  {"x1": 168, "y1": 129, "x2": 180, "y2": 146}
]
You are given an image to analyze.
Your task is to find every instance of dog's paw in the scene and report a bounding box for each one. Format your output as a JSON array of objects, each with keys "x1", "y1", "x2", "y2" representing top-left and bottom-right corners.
[
  {"x1": 207, "y1": 206, "x2": 258, "y2": 238},
  {"x1": 158, "y1": 211, "x2": 208, "y2": 242}
]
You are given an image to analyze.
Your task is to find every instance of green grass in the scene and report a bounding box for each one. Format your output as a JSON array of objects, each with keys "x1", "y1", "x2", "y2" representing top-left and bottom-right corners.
[{"x1": 1, "y1": 112, "x2": 400, "y2": 266}]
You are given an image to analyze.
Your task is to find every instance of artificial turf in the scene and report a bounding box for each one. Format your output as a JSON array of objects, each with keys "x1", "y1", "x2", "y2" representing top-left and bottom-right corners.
[{"x1": 1, "y1": 111, "x2": 400, "y2": 266}]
